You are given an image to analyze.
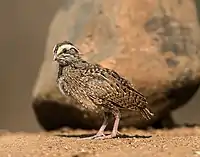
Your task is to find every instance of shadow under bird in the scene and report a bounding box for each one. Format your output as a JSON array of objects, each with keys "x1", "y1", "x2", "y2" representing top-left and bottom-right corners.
[{"x1": 53, "y1": 41, "x2": 154, "y2": 139}]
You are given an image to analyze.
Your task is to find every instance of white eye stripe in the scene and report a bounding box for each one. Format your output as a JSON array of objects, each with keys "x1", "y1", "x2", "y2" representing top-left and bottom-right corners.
[{"x1": 56, "y1": 44, "x2": 79, "y2": 55}]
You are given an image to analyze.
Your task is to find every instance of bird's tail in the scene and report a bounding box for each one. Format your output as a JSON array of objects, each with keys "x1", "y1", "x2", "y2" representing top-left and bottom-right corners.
[{"x1": 139, "y1": 107, "x2": 154, "y2": 120}]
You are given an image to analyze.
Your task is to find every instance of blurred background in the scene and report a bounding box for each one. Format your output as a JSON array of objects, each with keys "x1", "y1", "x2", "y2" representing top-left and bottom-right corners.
[{"x1": 0, "y1": 0, "x2": 200, "y2": 132}]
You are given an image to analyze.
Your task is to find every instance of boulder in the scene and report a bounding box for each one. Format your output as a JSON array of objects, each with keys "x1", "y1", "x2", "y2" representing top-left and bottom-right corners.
[{"x1": 32, "y1": 0, "x2": 200, "y2": 130}]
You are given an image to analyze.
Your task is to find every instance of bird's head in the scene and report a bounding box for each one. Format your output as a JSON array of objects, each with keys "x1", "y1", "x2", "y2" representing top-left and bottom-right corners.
[{"x1": 53, "y1": 41, "x2": 80, "y2": 65}]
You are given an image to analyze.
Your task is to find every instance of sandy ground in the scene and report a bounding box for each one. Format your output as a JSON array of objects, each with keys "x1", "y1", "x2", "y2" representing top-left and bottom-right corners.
[{"x1": 0, "y1": 127, "x2": 200, "y2": 157}]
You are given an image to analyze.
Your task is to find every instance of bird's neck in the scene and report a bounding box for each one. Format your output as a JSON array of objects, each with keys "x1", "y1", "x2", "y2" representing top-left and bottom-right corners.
[
  {"x1": 70, "y1": 58, "x2": 90, "y2": 69},
  {"x1": 57, "y1": 58, "x2": 89, "y2": 73}
]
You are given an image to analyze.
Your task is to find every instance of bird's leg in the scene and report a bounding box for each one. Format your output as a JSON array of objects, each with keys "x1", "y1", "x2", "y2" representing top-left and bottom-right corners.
[
  {"x1": 110, "y1": 111, "x2": 120, "y2": 137},
  {"x1": 94, "y1": 108, "x2": 121, "y2": 140},
  {"x1": 94, "y1": 112, "x2": 109, "y2": 137},
  {"x1": 82, "y1": 112, "x2": 109, "y2": 139}
]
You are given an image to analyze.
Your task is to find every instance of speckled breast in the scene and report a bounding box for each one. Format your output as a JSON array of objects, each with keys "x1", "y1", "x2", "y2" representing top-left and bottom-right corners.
[{"x1": 32, "y1": 0, "x2": 200, "y2": 130}]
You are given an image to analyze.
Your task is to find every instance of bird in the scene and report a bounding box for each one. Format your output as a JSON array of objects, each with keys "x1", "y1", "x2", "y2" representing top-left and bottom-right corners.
[{"x1": 53, "y1": 41, "x2": 154, "y2": 139}]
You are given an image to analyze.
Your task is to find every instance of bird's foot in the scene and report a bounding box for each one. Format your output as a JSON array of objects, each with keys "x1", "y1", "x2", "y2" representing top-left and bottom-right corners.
[
  {"x1": 81, "y1": 132, "x2": 105, "y2": 140},
  {"x1": 82, "y1": 132, "x2": 118, "y2": 140},
  {"x1": 92, "y1": 134, "x2": 116, "y2": 140}
]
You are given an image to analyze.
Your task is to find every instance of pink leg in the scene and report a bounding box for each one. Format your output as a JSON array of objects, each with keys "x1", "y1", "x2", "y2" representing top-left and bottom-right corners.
[
  {"x1": 92, "y1": 109, "x2": 121, "y2": 140},
  {"x1": 82, "y1": 113, "x2": 109, "y2": 139},
  {"x1": 110, "y1": 114, "x2": 120, "y2": 137},
  {"x1": 96, "y1": 115, "x2": 108, "y2": 136}
]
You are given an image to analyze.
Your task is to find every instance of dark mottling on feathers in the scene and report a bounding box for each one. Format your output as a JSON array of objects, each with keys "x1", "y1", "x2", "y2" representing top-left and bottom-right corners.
[{"x1": 53, "y1": 41, "x2": 154, "y2": 120}]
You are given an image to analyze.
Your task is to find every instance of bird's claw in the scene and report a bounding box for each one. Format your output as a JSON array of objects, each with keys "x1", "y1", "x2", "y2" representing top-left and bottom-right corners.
[
  {"x1": 92, "y1": 134, "x2": 116, "y2": 140},
  {"x1": 81, "y1": 133, "x2": 105, "y2": 140},
  {"x1": 81, "y1": 133, "x2": 117, "y2": 140}
]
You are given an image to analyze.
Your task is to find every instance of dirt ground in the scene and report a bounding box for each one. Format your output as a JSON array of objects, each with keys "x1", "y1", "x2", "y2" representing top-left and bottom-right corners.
[{"x1": 0, "y1": 127, "x2": 200, "y2": 157}]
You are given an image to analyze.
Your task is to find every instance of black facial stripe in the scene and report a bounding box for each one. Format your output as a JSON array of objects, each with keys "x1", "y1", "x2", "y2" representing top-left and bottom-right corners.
[
  {"x1": 62, "y1": 48, "x2": 67, "y2": 53},
  {"x1": 53, "y1": 41, "x2": 80, "y2": 64},
  {"x1": 54, "y1": 41, "x2": 73, "y2": 50}
]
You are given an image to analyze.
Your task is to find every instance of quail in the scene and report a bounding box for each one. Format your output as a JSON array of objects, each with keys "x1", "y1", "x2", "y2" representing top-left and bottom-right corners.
[{"x1": 53, "y1": 41, "x2": 154, "y2": 139}]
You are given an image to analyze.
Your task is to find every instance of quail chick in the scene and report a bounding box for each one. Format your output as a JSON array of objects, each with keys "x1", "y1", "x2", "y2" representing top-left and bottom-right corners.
[{"x1": 53, "y1": 41, "x2": 154, "y2": 139}]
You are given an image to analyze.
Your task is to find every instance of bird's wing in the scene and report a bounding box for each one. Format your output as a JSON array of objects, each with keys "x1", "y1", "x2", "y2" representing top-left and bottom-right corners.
[
  {"x1": 83, "y1": 74, "x2": 118, "y2": 105},
  {"x1": 84, "y1": 65, "x2": 147, "y2": 103},
  {"x1": 81, "y1": 65, "x2": 154, "y2": 119},
  {"x1": 103, "y1": 68, "x2": 146, "y2": 98},
  {"x1": 101, "y1": 69, "x2": 154, "y2": 119},
  {"x1": 82, "y1": 65, "x2": 128, "y2": 105}
]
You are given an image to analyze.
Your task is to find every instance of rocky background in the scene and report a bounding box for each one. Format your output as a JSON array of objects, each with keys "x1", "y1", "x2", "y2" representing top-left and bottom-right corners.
[{"x1": 0, "y1": 0, "x2": 200, "y2": 132}]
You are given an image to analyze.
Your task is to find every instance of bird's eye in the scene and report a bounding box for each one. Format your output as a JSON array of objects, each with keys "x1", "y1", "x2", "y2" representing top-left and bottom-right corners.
[
  {"x1": 62, "y1": 48, "x2": 67, "y2": 53},
  {"x1": 70, "y1": 48, "x2": 77, "y2": 54}
]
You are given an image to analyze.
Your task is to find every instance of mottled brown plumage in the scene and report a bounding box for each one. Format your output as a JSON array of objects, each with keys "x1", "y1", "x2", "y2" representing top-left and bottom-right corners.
[{"x1": 53, "y1": 41, "x2": 154, "y2": 139}]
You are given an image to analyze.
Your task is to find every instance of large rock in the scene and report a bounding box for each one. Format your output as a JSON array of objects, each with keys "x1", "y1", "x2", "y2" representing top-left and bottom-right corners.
[{"x1": 32, "y1": 0, "x2": 200, "y2": 131}]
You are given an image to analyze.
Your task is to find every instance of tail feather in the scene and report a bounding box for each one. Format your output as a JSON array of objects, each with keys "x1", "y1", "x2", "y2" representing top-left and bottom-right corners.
[{"x1": 140, "y1": 108, "x2": 154, "y2": 120}]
